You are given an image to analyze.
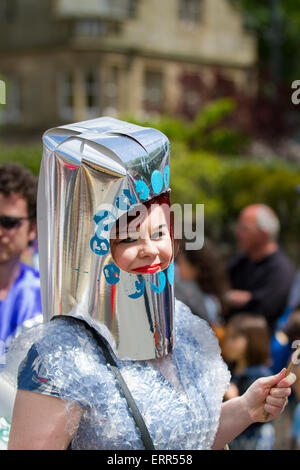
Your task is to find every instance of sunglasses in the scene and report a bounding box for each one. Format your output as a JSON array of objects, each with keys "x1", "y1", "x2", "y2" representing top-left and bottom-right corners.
[{"x1": 0, "y1": 216, "x2": 31, "y2": 230}]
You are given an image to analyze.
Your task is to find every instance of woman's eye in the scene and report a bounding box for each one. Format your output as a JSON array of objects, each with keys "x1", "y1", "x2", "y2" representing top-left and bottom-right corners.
[
  {"x1": 151, "y1": 231, "x2": 165, "y2": 240},
  {"x1": 120, "y1": 237, "x2": 138, "y2": 244}
]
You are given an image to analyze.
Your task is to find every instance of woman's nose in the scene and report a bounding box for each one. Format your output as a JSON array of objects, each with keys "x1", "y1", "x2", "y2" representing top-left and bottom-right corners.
[{"x1": 137, "y1": 238, "x2": 159, "y2": 258}]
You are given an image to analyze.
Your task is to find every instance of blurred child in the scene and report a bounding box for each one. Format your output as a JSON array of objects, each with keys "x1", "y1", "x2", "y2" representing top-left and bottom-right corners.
[
  {"x1": 285, "y1": 310, "x2": 300, "y2": 449},
  {"x1": 222, "y1": 313, "x2": 275, "y2": 450}
]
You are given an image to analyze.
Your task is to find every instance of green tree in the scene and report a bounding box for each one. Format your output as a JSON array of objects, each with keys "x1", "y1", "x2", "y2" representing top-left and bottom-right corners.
[
  {"x1": 232, "y1": 0, "x2": 300, "y2": 83},
  {"x1": 125, "y1": 97, "x2": 248, "y2": 155}
]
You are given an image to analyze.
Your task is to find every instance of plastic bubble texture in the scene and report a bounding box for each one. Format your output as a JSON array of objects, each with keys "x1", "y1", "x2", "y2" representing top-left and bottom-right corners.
[{"x1": 2, "y1": 300, "x2": 230, "y2": 450}]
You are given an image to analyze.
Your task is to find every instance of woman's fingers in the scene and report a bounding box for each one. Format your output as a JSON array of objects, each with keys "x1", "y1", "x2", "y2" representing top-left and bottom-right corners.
[
  {"x1": 277, "y1": 372, "x2": 296, "y2": 388},
  {"x1": 263, "y1": 403, "x2": 283, "y2": 416},
  {"x1": 259, "y1": 369, "x2": 295, "y2": 420},
  {"x1": 258, "y1": 369, "x2": 286, "y2": 389},
  {"x1": 270, "y1": 387, "x2": 291, "y2": 399},
  {"x1": 259, "y1": 370, "x2": 296, "y2": 390},
  {"x1": 265, "y1": 395, "x2": 287, "y2": 408}
]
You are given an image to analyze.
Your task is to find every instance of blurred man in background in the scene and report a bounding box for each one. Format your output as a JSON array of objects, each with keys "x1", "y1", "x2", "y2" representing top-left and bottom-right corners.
[
  {"x1": 226, "y1": 204, "x2": 294, "y2": 332},
  {"x1": 0, "y1": 163, "x2": 42, "y2": 359}
]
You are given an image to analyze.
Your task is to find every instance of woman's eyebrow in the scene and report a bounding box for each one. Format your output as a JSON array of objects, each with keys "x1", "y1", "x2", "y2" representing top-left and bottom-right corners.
[
  {"x1": 116, "y1": 223, "x2": 167, "y2": 238},
  {"x1": 117, "y1": 228, "x2": 140, "y2": 237},
  {"x1": 152, "y1": 224, "x2": 167, "y2": 231}
]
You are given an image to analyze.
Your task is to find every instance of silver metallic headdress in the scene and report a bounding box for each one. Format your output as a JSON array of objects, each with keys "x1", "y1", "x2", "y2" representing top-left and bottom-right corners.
[{"x1": 37, "y1": 117, "x2": 174, "y2": 360}]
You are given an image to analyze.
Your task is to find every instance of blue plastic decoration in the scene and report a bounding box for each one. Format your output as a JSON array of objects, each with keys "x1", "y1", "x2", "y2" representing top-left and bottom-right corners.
[
  {"x1": 116, "y1": 189, "x2": 137, "y2": 211},
  {"x1": 90, "y1": 234, "x2": 110, "y2": 256},
  {"x1": 167, "y1": 261, "x2": 174, "y2": 285},
  {"x1": 164, "y1": 165, "x2": 170, "y2": 188},
  {"x1": 135, "y1": 179, "x2": 150, "y2": 201},
  {"x1": 151, "y1": 170, "x2": 163, "y2": 194},
  {"x1": 151, "y1": 271, "x2": 166, "y2": 294},
  {"x1": 128, "y1": 277, "x2": 145, "y2": 299},
  {"x1": 103, "y1": 263, "x2": 120, "y2": 285},
  {"x1": 94, "y1": 210, "x2": 117, "y2": 233}
]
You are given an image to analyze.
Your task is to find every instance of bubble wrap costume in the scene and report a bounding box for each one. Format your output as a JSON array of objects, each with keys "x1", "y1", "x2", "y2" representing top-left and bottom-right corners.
[
  {"x1": 0, "y1": 118, "x2": 230, "y2": 449},
  {"x1": 3, "y1": 299, "x2": 230, "y2": 450}
]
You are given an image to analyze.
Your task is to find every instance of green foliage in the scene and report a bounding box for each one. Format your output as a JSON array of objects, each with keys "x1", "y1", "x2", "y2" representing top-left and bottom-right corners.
[
  {"x1": 231, "y1": 0, "x2": 300, "y2": 82},
  {"x1": 0, "y1": 143, "x2": 42, "y2": 175},
  {"x1": 125, "y1": 98, "x2": 248, "y2": 155},
  {"x1": 190, "y1": 98, "x2": 236, "y2": 130},
  {"x1": 171, "y1": 143, "x2": 300, "y2": 250},
  {"x1": 125, "y1": 114, "x2": 187, "y2": 142},
  {"x1": 186, "y1": 99, "x2": 248, "y2": 154}
]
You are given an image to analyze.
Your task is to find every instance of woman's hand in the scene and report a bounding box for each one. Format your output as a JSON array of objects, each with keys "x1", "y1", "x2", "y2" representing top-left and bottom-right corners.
[
  {"x1": 224, "y1": 382, "x2": 239, "y2": 401},
  {"x1": 213, "y1": 368, "x2": 296, "y2": 449},
  {"x1": 241, "y1": 368, "x2": 296, "y2": 424}
]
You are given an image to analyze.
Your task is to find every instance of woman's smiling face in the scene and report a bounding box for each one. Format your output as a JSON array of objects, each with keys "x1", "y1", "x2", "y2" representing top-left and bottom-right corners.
[{"x1": 110, "y1": 203, "x2": 173, "y2": 274}]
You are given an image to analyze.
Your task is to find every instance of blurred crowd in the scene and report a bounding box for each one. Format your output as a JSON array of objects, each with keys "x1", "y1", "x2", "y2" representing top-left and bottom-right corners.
[
  {"x1": 1, "y1": 162, "x2": 300, "y2": 450},
  {"x1": 175, "y1": 203, "x2": 300, "y2": 450}
]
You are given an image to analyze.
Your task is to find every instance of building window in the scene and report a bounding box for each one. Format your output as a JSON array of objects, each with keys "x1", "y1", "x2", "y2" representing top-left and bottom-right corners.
[
  {"x1": 179, "y1": 72, "x2": 204, "y2": 119},
  {"x1": 103, "y1": 67, "x2": 119, "y2": 116},
  {"x1": 0, "y1": 0, "x2": 17, "y2": 22},
  {"x1": 84, "y1": 70, "x2": 100, "y2": 119},
  {"x1": 58, "y1": 71, "x2": 74, "y2": 121},
  {"x1": 178, "y1": 0, "x2": 203, "y2": 24},
  {"x1": 58, "y1": 0, "x2": 137, "y2": 20},
  {"x1": 143, "y1": 70, "x2": 164, "y2": 115},
  {"x1": 128, "y1": 0, "x2": 138, "y2": 18},
  {"x1": 58, "y1": 70, "x2": 100, "y2": 121},
  {"x1": 1, "y1": 75, "x2": 21, "y2": 124},
  {"x1": 74, "y1": 20, "x2": 107, "y2": 38}
]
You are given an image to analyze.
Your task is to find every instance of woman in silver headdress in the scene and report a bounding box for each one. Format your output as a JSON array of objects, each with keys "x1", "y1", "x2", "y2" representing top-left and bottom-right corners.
[{"x1": 2, "y1": 118, "x2": 295, "y2": 450}]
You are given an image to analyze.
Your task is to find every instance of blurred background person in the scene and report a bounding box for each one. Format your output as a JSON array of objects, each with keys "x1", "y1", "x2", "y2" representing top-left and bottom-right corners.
[
  {"x1": 0, "y1": 163, "x2": 42, "y2": 360},
  {"x1": 175, "y1": 239, "x2": 229, "y2": 342},
  {"x1": 226, "y1": 204, "x2": 294, "y2": 332},
  {"x1": 222, "y1": 313, "x2": 275, "y2": 450}
]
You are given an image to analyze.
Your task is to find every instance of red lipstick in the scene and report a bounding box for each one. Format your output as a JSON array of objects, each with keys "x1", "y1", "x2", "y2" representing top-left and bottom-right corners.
[{"x1": 132, "y1": 263, "x2": 161, "y2": 274}]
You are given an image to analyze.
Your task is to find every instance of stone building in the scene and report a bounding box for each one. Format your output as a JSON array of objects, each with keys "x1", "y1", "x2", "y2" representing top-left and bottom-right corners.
[{"x1": 0, "y1": 0, "x2": 257, "y2": 132}]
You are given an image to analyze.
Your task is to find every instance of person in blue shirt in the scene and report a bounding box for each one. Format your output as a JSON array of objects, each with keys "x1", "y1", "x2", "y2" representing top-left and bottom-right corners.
[{"x1": 0, "y1": 163, "x2": 42, "y2": 359}]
